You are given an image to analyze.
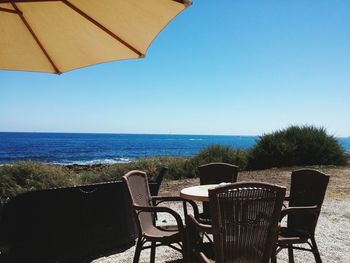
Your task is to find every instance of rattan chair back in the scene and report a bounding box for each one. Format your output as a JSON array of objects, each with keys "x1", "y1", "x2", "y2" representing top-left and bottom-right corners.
[
  {"x1": 199, "y1": 162, "x2": 238, "y2": 185},
  {"x1": 288, "y1": 169, "x2": 329, "y2": 236},
  {"x1": 123, "y1": 170, "x2": 154, "y2": 235},
  {"x1": 209, "y1": 182, "x2": 286, "y2": 263},
  {"x1": 149, "y1": 167, "x2": 167, "y2": 197},
  {"x1": 199, "y1": 163, "x2": 239, "y2": 222}
]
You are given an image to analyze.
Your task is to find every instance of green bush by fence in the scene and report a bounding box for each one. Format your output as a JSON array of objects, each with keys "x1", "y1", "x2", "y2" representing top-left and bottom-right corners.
[{"x1": 0, "y1": 162, "x2": 79, "y2": 202}]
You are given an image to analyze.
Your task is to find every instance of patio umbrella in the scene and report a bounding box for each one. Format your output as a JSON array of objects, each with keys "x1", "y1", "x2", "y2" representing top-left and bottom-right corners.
[{"x1": 0, "y1": 0, "x2": 191, "y2": 74}]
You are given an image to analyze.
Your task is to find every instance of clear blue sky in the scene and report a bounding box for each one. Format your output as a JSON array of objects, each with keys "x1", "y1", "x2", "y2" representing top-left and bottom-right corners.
[{"x1": 1, "y1": 1, "x2": 349, "y2": 136}]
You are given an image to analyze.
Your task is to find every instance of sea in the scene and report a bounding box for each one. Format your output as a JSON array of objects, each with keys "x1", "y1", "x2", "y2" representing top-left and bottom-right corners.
[{"x1": 0, "y1": 132, "x2": 349, "y2": 165}]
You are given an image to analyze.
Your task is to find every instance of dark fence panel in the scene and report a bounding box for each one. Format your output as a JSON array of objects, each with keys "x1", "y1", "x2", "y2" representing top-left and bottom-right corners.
[{"x1": 0, "y1": 181, "x2": 137, "y2": 262}]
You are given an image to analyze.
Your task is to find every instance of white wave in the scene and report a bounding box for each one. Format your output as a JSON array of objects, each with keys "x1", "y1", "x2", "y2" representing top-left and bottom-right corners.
[
  {"x1": 53, "y1": 157, "x2": 134, "y2": 166},
  {"x1": 189, "y1": 138, "x2": 204, "y2": 141}
]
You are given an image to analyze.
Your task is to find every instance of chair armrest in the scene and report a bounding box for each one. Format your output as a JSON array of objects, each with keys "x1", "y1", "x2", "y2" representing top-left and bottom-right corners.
[
  {"x1": 280, "y1": 205, "x2": 319, "y2": 220},
  {"x1": 152, "y1": 196, "x2": 188, "y2": 202},
  {"x1": 133, "y1": 205, "x2": 184, "y2": 230},
  {"x1": 186, "y1": 215, "x2": 213, "y2": 234},
  {"x1": 152, "y1": 196, "x2": 199, "y2": 218}
]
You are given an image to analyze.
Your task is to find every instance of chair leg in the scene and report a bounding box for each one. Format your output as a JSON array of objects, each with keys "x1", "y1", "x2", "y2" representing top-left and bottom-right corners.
[
  {"x1": 271, "y1": 253, "x2": 277, "y2": 263},
  {"x1": 185, "y1": 219, "x2": 201, "y2": 262},
  {"x1": 182, "y1": 235, "x2": 189, "y2": 263},
  {"x1": 288, "y1": 245, "x2": 295, "y2": 263},
  {"x1": 270, "y1": 245, "x2": 278, "y2": 263},
  {"x1": 310, "y1": 237, "x2": 322, "y2": 263},
  {"x1": 133, "y1": 238, "x2": 143, "y2": 263},
  {"x1": 150, "y1": 242, "x2": 156, "y2": 263}
]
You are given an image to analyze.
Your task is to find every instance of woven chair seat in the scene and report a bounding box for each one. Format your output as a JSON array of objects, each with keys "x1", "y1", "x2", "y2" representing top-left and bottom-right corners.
[
  {"x1": 278, "y1": 235, "x2": 309, "y2": 245},
  {"x1": 144, "y1": 226, "x2": 181, "y2": 242},
  {"x1": 278, "y1": 227, "x2": 310, "y2": 245},
  {"x1": 280, "y1": 227, "x2": 310, "y2": 238},
  {"x1": 157, "y1": 224, "x2": 179, "y2": 232}
]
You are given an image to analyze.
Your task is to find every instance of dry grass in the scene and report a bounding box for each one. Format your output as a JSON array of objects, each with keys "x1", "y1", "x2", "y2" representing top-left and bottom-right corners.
[{"x1": 160, "y1": 166, "x2": 350, "y2": 200}]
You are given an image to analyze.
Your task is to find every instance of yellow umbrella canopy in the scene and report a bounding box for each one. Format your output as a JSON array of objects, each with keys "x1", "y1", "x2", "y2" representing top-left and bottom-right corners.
[{"x1": 0, "y1": 0, "x2": 191, "y2": 74}]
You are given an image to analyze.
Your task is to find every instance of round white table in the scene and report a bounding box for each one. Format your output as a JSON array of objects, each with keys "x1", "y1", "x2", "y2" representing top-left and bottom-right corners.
[{"x1": 180, "y1": 184, "x2": 219, "y2": 202}]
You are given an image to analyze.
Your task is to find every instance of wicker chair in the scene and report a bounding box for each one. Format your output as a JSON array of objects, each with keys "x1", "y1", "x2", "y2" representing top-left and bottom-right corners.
[
  {"x1": 187, "y1": 182, "x2": 286, "y2": 263},
  {"x1": 122, "y1": 170, "x2": 198, "y2": 263},
  {"x1": 198, "y1": 163, "x2": 238, "y2": 223},
  {"x1": 272, "y1": 169, "x2": 330, "y2": 263}
]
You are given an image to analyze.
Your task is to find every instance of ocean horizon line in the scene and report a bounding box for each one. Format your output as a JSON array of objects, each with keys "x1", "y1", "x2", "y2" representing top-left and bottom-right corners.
[
  {"x1": 0, "y1": 131, "x2": 259, "y2": 137},
  {"x1": 1, "y1": 131, "x2": 348, "y2": 138}
]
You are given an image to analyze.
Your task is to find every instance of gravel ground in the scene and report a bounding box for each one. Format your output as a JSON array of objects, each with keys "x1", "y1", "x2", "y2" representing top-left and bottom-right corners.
[{"x1": 93, "y1": 167, "x2": 350, "y2": 263}]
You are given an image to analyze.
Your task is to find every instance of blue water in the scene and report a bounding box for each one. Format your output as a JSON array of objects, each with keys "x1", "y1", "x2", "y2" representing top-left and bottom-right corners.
[
  {"x1": 0, "y1": 132, "x2": 258, "y2": 165},
  {"x1": 0, "y1": 132, "x2": 349, "y2": 165}
]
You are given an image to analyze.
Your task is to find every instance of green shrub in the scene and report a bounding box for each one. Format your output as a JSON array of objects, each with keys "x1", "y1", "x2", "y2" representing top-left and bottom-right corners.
[
  {"x1": 247, "y1": 125, "x2": 348, "y2": 170},
  {"x1": 191, "y1": 145, "x2": 248, "y2": 169},
  {"x1": 0, "y1": 162, "x2": 79, "y2": 202},
  {"x1": 181, "y1": 144, "x2": 249, "y2": 178},
  {"x1": 166, "y1": 158, "x2": 189, "y2": 180}
]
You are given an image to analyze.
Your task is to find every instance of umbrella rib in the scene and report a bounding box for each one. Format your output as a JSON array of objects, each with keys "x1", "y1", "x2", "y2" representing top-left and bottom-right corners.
[
  {"x1": 0, "y1": 7, "x2": 19, "y2": 14},
  {"x1": 62, "y1": 0, "x2": 144, "y2": 58},
  {"x1": 172, "y1": 0, "x2": 192, "y2": 7},
  {"x1": 11, "y1": 3, "x2": 61, "y2": 74},
  {"x1": 1, "y1": 0, "x2": 60, "y2": 3}
]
